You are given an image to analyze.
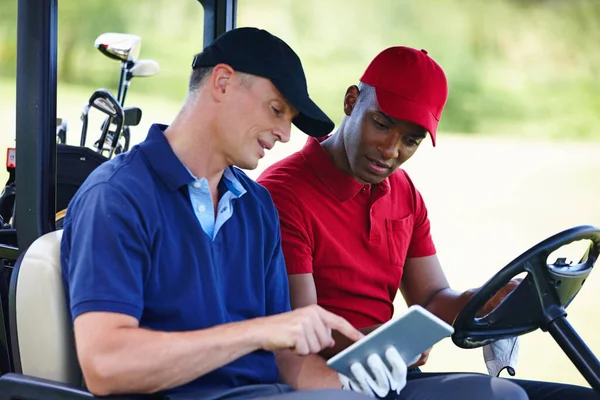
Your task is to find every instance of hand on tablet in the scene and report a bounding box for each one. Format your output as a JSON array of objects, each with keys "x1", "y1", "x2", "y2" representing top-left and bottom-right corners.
[
  {"x1": 258, "y1": 304, "x2": 364, "y2": 356},
  {"x1": 339, "y1": 346, "x2": 407, "y2": 398},
  {"x1": 407, "y1": 347, "x2": 431, "y2": 368}
]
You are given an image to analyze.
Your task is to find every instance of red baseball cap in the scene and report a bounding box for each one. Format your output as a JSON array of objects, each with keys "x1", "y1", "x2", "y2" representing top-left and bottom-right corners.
[{"x1": 360, "y1": 46, "x2": 448, "y2": 146}]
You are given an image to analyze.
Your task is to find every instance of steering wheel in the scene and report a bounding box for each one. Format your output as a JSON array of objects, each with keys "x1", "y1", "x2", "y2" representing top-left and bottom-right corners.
[{"x1": 452, "y1": 225, "x2": 600, "y2": 392}]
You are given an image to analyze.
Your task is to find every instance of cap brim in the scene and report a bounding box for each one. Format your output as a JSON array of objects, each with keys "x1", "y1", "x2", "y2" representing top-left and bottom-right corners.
[
  {"x1": 374, "y1": 87, "x2": 439, "y2": 146},
  {"x1": 292, "y1": 96, "x2": 335, "y2": 137},
  {"x1": 272, "y1": 79, "x2": 334, "y2": 137}
]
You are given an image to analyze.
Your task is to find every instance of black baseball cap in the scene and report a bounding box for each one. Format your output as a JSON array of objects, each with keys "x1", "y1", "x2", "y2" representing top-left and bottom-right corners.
[{"x1": 191, "y1": 27, "x2": 334, "y2": 137}]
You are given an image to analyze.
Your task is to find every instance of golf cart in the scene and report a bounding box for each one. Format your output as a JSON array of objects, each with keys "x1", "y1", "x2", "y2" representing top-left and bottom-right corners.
[{"x1": 0, "y1": 0, "x2": 598, "y2": 398}]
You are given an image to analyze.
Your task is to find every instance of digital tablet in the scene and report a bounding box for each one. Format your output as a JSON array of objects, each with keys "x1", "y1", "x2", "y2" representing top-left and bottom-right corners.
[{"x1": 327, "y1": 305, "x2": 454, "y2": 377}]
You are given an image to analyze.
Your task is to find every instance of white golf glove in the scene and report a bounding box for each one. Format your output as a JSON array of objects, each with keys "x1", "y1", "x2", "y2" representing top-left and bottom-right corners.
[
  {"x1": 339, "y1": 346, "x2": 407, "y2": 399},
  {"x1": 483, "y1": 337, "x2": 520, "y2": 377}
]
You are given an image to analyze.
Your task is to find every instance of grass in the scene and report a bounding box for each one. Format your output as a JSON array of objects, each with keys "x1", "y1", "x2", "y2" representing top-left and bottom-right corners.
[{"x1": 2, "y1": 76, "x2": 600, "y2": 388}]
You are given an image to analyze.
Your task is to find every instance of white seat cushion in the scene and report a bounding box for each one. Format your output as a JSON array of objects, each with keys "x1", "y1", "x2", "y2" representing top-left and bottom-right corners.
[{"x1": 14, "y1": 230, "x2": 82, "y2": 386}]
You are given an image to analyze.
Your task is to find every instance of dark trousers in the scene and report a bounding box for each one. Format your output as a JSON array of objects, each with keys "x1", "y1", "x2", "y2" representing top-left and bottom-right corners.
[
  {"x1": 165, "y1": 384, "x2": 369, "y2": 399},
  {"x1": 406, "y1": 371, "x2": 600, "y2": 400},
  {"x1": 402, "y1": 371, "x2": 528, "y2": 399},
  {"x1": 165, "y1": 373, "x2": 599, "y2": 400}
]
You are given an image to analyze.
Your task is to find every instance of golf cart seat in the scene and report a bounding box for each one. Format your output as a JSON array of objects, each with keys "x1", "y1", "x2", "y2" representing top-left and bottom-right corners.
[
  {"x1": 0, "y1": 230, "x2": 136, "y2": 399},
  {"x1": 0, "y1": 230, "x2": 87, "y2": 399}
]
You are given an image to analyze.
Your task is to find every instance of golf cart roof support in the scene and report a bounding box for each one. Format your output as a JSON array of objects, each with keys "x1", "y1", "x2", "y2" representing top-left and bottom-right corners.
[
  {"x1": 15, "y1": 0, "x2": 58, "y2": 255},
  {"x1": 198, "y1": 0, "x2": 237, "y2": 48}
]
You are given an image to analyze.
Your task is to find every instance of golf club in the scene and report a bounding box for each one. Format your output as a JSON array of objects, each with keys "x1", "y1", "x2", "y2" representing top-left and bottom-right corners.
[
  {"x1": 94, "y1": 33, "x2": 142, "y2": 103},
  {"x1": 120, "y1": 59, "x2": 160, "y2": 106},
  {"x1": 80, "y1": 89, "x2": 124, "y2": 158}
]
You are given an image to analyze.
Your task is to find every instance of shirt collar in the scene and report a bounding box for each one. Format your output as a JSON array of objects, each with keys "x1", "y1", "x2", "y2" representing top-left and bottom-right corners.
[
  {"x1": 222, "y1": 167, "x2": 246, "y2": 197},
  {"x1": 139, "y1": 124, "x2": 192, "y2": 191},
  {"x1": 301, "y1": 137, "x2": 389, "y2": 202},
  {"x1": 186, "y1": 165, "x2": 247, "y2": 199},
  {"x1": 139, "y1": 124, "x2": 248, "y2": 197}
]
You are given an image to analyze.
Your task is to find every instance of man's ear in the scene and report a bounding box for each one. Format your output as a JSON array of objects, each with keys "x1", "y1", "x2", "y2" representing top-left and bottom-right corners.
[
  {"x1": 344, "y1": 85, "x2": 359, "y2": 116},
  {"x1": 210, "y1": 64, "x2": 235, "y2": 102}
]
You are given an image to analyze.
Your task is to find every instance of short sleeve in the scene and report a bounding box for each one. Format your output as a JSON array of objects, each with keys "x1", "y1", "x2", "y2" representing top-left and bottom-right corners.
[
  {"x1": 60, "y1": 182, "x2": 151, "y2": 322},
  {"x1": 406, "y1": 187, "x2": 436, "y2": 258},
  {"x1": 260, "y1": 181, "x2": 313, "y2": 275}
]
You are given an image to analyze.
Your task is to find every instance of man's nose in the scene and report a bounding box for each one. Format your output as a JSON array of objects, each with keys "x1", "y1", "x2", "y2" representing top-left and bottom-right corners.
[
  {"x1": 378, "y1": 136, "x2": 400, "y2": 160},
  {"x1": 274, "y1": 123, "x2": 292, "y2": 144}
]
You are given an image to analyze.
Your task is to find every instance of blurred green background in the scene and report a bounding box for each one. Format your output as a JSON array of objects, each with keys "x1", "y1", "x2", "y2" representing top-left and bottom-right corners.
[
  {"x1": 2, "y1": 0, "x2": 600, "y2": 139},
  {"x1": 1, "y1": 0, "x2": 600, "y2": 389}
]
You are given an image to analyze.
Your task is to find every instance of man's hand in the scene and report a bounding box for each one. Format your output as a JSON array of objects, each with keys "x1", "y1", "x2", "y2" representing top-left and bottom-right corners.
[
  {"x1": 477, "y1": 278, "x2": 522, "y2": 317},
  {"x1": 257, "y1": 305, "x2": 364, "y2": 355},
  {"x1": 407, "y1": 347, "x2": 431, "y2": 369},
  {"x1": 340, "y1": 346, "x2": 407, "y2": 398}
]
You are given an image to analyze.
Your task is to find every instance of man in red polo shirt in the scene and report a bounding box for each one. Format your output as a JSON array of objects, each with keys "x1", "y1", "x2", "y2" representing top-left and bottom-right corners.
[{"x1": 258, "y1": 47, "x2": 599, "y2": 400}]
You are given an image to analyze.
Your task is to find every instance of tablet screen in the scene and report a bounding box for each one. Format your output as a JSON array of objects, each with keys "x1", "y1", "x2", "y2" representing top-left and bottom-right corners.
[{"x1": 327, "y1": 305, "x2": 454, "y2": 377}]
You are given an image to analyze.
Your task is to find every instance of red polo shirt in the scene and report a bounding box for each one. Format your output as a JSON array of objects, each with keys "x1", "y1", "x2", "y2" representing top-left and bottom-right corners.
[{"x1": 258, "y1": 137, "x2": 436, "y2": 328}]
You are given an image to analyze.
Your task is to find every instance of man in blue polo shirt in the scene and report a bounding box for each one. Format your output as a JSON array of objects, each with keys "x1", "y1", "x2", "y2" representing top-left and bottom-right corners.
[{"x1": 60, "y1": 28, "x2": 382, "y2": 399}]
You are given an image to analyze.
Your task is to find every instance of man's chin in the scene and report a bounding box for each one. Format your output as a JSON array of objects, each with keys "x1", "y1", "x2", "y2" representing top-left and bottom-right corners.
[
  {"x1": 355, "y1": 170, "x2": 387, "y2": 185},
  {"x1": 235, "y1": 159, "x2": 260, "y2": 171}
]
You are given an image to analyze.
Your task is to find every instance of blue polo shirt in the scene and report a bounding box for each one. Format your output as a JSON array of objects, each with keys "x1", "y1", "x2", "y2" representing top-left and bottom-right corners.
[{"x1": 60, "y1": 124, "x2": 291, "y2": 395}]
